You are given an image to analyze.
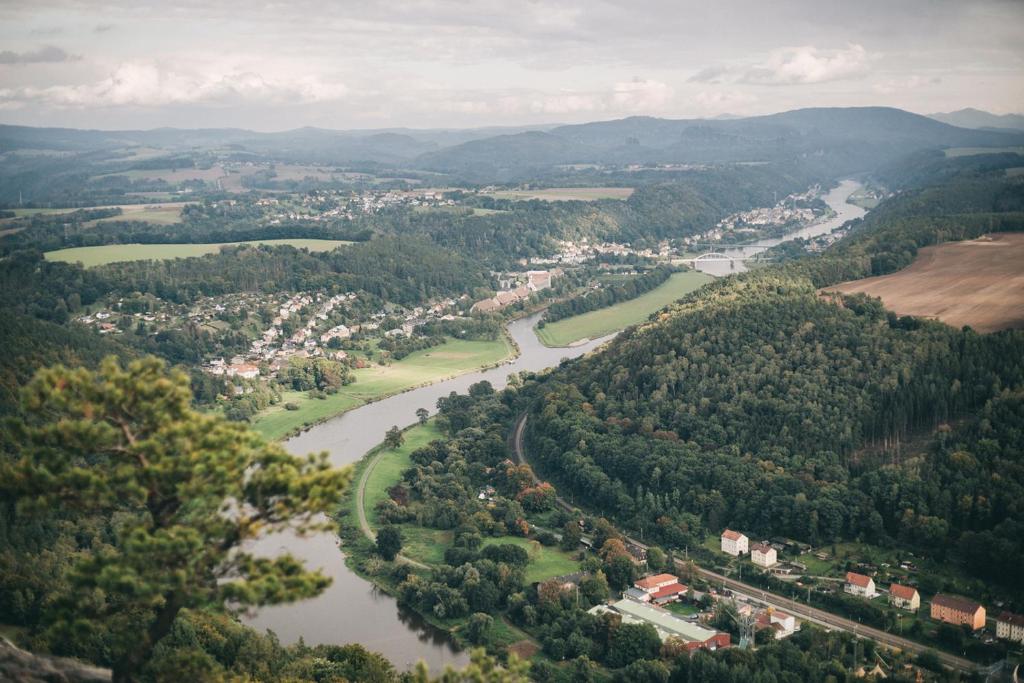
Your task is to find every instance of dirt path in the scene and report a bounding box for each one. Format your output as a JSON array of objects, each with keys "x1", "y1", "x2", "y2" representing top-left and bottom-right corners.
[{"x1": 355, "y1": 446, "x2": 429, "y2": 570}]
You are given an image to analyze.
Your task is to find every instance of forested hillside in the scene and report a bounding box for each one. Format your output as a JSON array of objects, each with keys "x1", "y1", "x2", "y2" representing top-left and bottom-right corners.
[{"x1": 523, "y1": 169, "x2": 1024, "y2": 589}]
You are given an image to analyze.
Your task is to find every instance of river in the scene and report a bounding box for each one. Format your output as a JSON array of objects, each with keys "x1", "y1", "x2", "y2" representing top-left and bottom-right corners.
[
  {"x1": 242, "y1": 180, "x2": 865, "y2": 671},
  {"x1": 689, "y1": 179, "x2": 867, "y2": 277},
  {"x1": 242, "y1": 314, "x2": 614, "y2": 672}
]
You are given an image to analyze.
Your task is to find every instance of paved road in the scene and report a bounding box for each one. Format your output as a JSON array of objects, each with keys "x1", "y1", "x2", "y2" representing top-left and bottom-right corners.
[
  {"x1": 510, "y1": 413, "x2": 977, "y2": 673},
  {"x1": 354, "y1": 445, "x2": 429, "y2": 570}
]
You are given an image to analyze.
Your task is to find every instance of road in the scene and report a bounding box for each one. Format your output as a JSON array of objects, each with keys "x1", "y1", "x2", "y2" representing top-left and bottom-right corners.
[
  {"x1": 510, "y1": 413, "x2": 978, "y2": 674},
  {"x1": 354, "y1": 445, "x2": 429, "y2": 570}
]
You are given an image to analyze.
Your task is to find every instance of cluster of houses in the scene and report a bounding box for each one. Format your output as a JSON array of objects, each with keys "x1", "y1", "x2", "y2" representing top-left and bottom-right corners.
[
  {"x1": 471, "y1": 269, "x2": 559, "y2": 314},
  {"x1": 722, "y1": 528, "x2": 1024, "y2": 645},
  {"x1": 242, "y1": 187, "x2": 457, "y2": 224},
  {"x1": 528, "y1": 239, "x2": 673, "y2": 266},
  {"x1": 843, "y1": 571, "x2": 1024, "y2": 642},
  {"x1": 202, "y1": 289, "x2": 467, "y2": 383},
  {"x1": 679, "y1": 185, "x2": 822, "y2": 248}
]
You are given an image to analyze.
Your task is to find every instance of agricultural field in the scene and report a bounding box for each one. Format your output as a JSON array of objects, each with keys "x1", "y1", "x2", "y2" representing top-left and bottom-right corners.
[
  {"x1": 943, "y1": 146, "x2": 1024, "y2": 158},
  {"x1": 828, "y1": 232, "x2": 1024, "y2": 333},
  {"x1": 44, "y1": 238, "x2": 351, "y2": 268},
  {"x1": 87, "y1": 202, "x2": 191, "y2": 226},
  {"x1": 251, "y1": 336, "x2": 514, "y2": 440},
  {"x1": 536, "y1": 270, "x2": 712, "y2": 346},
  {"x1": 483, "y1": 187, "x2": 634, "y2": 201},
  {"x1": 93, "y1": 167, "x2": 226, "y2": 183}
]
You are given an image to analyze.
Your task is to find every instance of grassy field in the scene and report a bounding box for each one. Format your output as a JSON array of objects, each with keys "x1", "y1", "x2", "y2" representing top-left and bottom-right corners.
[
  {"x1": 484, "y1": 187, "x2": 634, "y2": 201},
  {"x1": 828, "y1": 232, "x2": 1024, "y2": 333},
  {"x1": 251, "y1": 336, "x2": 514, "y2": 440},
  {"x1": 363, "y1": 422, "x2": 444, "y2": 528},
  {"x1": 86, "y1": 202, "x2": 191, "y2": 226},
  {"x1": 479, "y1": 537, "x2": 580, "y2": 583},
  {"x1": 536, "y1": 270, "x2": 713, "y2": 346},
  {"x1": 944, "y1": 146, "x2": 1024, "y2": 158},
  {"x1": 45, "y1": 238, "x2": 352, "y2": 268}
]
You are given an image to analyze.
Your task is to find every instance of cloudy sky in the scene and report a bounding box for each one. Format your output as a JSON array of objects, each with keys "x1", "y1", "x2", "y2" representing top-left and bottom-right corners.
[{"x1": 1, "y1": 0, "x2": 1022, "y2": 131}]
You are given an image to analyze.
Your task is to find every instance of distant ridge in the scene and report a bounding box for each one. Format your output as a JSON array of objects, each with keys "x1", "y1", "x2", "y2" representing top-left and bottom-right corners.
[
  {"x1": 3, "y1": 106, "x2": 1023, "y2": 180},
  {"x1": 928, "y1": 108, "x2": 1024, "y2": 131}
]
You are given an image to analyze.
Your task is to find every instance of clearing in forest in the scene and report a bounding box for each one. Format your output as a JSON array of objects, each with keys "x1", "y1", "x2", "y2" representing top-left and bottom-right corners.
[{"x1": 828, "y1": 232, "x2": 1024, "y2": 333}]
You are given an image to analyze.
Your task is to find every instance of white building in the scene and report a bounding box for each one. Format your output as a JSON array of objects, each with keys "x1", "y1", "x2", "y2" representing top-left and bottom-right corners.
[
  {"x1": 721, "y1": 529, "x2": 749, "y2": 556},
  {"x1": 750, "y1": 542, "x2": 777, "y2": 567},
  {"x1": 996, "y1": 612, "x2": 1024, "y2": 643},
  {"x1": 844, "y1": 572, "x2": 877, "y2": 598}
]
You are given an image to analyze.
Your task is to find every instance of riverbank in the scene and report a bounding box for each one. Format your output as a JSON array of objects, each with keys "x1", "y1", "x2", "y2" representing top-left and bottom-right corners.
[
  {"x1": 336, "y1": 422, "x2": 537, "y2": 655},
  {"x1": 252, "y1": 334, "x2": 516, "y2": 441},
  {"x1": 535, "y1": 270, "x2": 712, "y2": 347}
]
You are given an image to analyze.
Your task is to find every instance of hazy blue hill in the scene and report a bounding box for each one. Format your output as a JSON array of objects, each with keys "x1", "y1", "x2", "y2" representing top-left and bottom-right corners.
[
  {"x1": 414, "y1": 107, "x2": 1024, "y2": 179},
  {"x1": 415, "y1": 130, "x2": 597, "y2": 179},
  {"x1": 929, "y1": 107, "x2": 1024, "y2": 131}
]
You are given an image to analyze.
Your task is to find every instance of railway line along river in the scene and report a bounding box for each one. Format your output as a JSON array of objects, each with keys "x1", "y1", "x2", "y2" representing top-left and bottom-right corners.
[{"x1": 242, "y1": 180, "x2": 865, "y2": 672}]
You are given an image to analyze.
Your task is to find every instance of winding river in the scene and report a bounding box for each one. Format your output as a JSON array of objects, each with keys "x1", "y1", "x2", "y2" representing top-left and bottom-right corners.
[
  {"x1": 689, "y1": 179, "x2": 867, "y2": 276},
  {"x1": 242, "y1": 181, "x2": 865, "y2": 671}
]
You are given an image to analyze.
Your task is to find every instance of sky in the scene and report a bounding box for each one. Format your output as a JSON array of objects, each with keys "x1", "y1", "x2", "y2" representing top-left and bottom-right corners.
[{"x1": 0, "y1": 0, "x2": 1022, "y2": 131}]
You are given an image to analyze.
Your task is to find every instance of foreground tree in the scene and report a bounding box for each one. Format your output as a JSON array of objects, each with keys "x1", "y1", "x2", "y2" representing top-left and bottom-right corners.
[
  {"x1": 376, "y1": 525, "x2": 403, "y2": 561},
  {"x1": 384, "y1": 426, "x2": 404, "y2": 449},
  {"x1": 0, "y1": 357, "x2": 350, "y2": 682}
]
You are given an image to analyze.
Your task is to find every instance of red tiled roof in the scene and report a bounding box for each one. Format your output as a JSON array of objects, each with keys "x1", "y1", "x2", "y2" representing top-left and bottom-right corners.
[
  {"x1": 651, "y1": 583, "x2": 687, "y2": 600},
  {"x1": 889, "y1": 583, "x2": 918, "y2": 601},
  {"x1": 721, "y1": 529, "x2": 744, "y2": 541},
  {"x1": 635, "y1": 573, "x2": 678, "y2": 590},
  {"x1": 998, "y1": 611, "x2": 1024, "y2": 627},
  {"x1": 931, "y1": 594, "x2": 982, "y2": 614},
  {"x1": 846, "y1": 572, "x2": 872, "y2": 588},
  {"x1": 751, "y1": 543, "x2": 773, "y2": 554}
]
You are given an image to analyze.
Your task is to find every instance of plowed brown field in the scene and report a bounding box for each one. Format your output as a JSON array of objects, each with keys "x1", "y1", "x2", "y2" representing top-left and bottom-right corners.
[{"x1": 828, "y1": 233, "x2": 1024, "y2": 333}]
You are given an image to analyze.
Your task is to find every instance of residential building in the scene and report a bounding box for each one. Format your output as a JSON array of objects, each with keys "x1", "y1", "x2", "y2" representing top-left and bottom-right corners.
[
  {"x1": 589, "y1": 599, "x2": 730, "y2": 651},
  {"x1": 996, "y1": 611, "x2": 1024, "y2": 643},
  {"x1": 721, "y1": 529, "x2": 749, "y2": 556},
  {"x1": 844, "y1": 572, "x2": 876, "y2": 598},
  {"x1": 750, "y1": 542, "x2": 777, "y2": 567},
  {"x1": 888, "y1": 584, "x2": 920, "y2": 611},
  {"x1": 227, "y1": 363, "x2": 260, "y2": 380},
  {"x1": 930, "y1": 594, "x2": 986, "y2": 630},
  {"x1": 755, "y1": 609, "x2": 797, "y2": 639}
]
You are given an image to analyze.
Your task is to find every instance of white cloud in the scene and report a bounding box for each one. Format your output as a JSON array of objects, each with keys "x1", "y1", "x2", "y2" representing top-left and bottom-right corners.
[
  {"x1": 872, "y1": 74, "x2": 941, "y2": 95},
  {"x1": 611, "y1": 78, "x2": 673, "y2": 111},
  {"x1": 691, "y1": 44, "x2": 872, "y2": 86},
  {"x1": 0, "y1": 61, "x2": 348, "y2": 109},
  {"x1": 694, "y1": 90, "x2": 757, "y2": 112}
]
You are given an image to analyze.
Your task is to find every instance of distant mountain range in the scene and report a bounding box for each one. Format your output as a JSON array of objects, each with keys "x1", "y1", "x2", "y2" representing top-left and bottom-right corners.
[
  {"x1": 2, "y1": 106, "x2": 1022, "y2": 181},
  {"x1": 928, "y1": 108, "x2": 1024, "y2": 132}
]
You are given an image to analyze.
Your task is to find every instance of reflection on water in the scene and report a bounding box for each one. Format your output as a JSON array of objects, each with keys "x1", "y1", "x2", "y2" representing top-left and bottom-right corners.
[
  {"x1": 691, "y1": 180, "x2": 866, "y2": 277},
  {"x1": 243, "y1": 314, "x2": 614, "y2": 671}
]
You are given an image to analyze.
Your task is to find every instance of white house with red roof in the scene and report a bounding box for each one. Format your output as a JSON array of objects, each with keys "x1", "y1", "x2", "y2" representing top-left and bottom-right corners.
[
  {"x1": 844, "y1": 572, "x2": 877, "y2": 598},
  {"x1": 750, "y1": 542, "x2": 777, "y2": 567},
  {"x1": 720, "y1": 529, "x2": 749, "y2": 556},
  {"x1": 888, "y1": 583, "x2": 920, "y2": 611}
]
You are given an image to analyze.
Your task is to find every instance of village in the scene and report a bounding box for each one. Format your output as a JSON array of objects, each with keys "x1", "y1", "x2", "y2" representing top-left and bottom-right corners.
[{"x1": 717, "y1": 529, "x2": 1024, "y2": 651}]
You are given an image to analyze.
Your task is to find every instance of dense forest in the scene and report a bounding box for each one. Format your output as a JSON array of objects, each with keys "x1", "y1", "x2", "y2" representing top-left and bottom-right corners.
[{"x1": 521, "y1": 168, "x2": 1024, "y2": 590}]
